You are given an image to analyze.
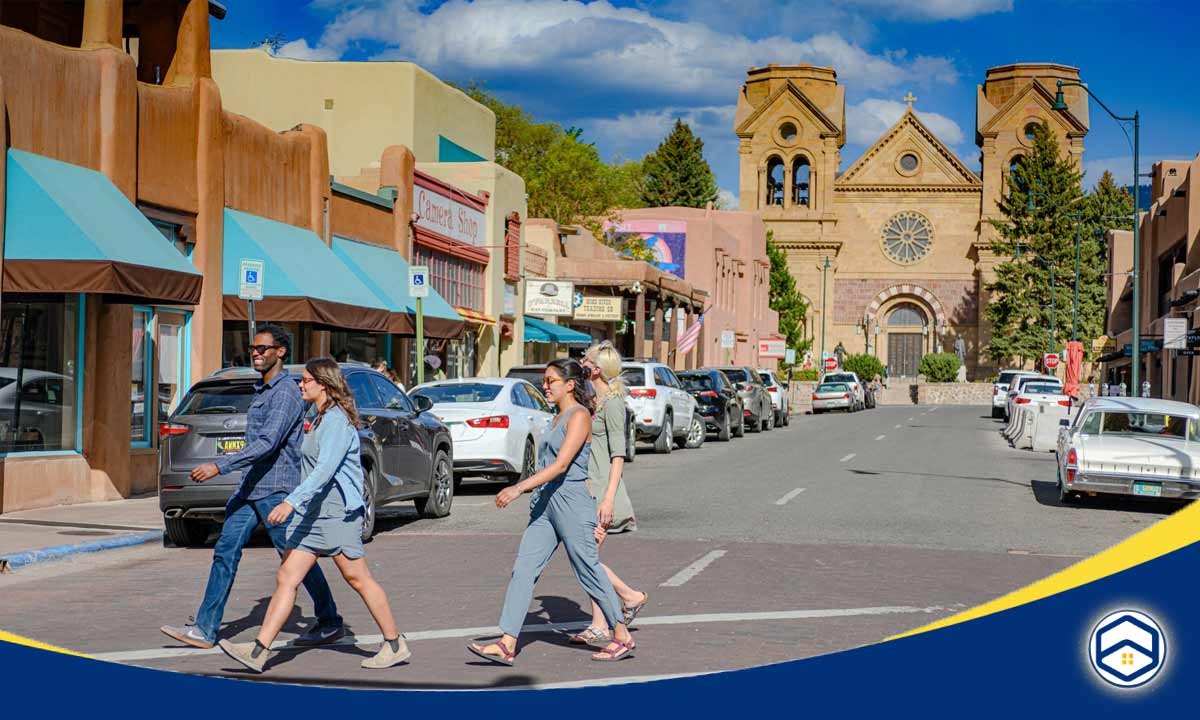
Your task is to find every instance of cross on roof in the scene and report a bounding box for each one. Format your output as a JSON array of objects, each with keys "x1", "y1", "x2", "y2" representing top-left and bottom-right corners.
[{"x1": 903, "y1": 92, "x2": 917, "y2": 108}]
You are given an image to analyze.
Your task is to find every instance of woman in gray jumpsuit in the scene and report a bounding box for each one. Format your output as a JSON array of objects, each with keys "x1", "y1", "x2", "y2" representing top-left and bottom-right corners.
[{"x1": 468, "y1": 358, "x2": 636, "y2": 664}]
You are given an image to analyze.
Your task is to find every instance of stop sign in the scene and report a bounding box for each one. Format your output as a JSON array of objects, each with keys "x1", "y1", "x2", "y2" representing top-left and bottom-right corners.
[
  {"x1": 824, "y1": 356, "x2": 838, "y2": 372},
  {"x1": 1044, "y1": 352, "x2": 1060, "y2": 370}
]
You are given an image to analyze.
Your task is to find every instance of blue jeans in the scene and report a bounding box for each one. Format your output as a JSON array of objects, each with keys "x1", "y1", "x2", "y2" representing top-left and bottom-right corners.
[{"x1": 193, "y1": 491, "x2": 342, "y2": 643}]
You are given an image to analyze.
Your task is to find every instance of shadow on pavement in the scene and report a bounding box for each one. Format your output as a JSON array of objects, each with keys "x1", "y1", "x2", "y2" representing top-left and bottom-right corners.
[
  {"x1": 1029, "y1": 479, "x2": 1188, "y2": 515},
  {"x1": 848, "y1": 467, "x2": 1032, "y2": 489},
  {"x1": 201, "y1": 669, "x2": 543, "y2": 690}
]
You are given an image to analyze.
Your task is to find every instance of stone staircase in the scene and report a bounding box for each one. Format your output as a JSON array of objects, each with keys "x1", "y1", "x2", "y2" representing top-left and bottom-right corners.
[{"x1": 877, "y1": 382, "x2": 918, "y2": 405}]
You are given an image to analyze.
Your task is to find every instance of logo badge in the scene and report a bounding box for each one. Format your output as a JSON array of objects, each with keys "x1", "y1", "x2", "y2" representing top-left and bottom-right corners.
[{"x1": 1088, "y1": 610, "x2": 1166, "y2": 688}]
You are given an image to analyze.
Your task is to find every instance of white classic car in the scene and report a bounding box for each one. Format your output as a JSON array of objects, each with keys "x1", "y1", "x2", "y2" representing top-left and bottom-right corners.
[{"x1": 1055, "y1": 397, "x2": 1200, "y2": 503}]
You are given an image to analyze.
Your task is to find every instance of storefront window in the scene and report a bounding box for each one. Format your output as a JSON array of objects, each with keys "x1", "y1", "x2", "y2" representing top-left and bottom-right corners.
[
  {"x1": 414, "y1": 246, "x2": 485, "y2": 310},
  {"x1": 132, "y1": 309, "x2": 152, "y2": 445},
  {"x1": 0, "y1": 295, "x2": 82, "y2": 454},
  {"x1": 330, "y1": 331, "x2": 382, "y2": 364},
  {"x1": 156, "y1": 311, "x2": 189, "y2": 418},
  {"x1": 223, "y1": 321, "x2": 307, "y2": 367}
]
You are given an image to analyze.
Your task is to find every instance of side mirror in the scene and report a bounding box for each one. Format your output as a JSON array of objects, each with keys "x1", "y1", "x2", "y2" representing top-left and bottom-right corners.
[
  {"x1": 413, "y1": 395, "x2": 434, "y2": 414},
  {"x1": 1059, "y1": 419, "x2": 1069, "y2": 427},
  {"x1": 781, "y1": 382, "x2": 790, "y2": 390}
]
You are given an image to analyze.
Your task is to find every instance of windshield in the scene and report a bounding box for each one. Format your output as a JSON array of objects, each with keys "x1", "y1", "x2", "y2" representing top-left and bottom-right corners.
[
  {"x1": 620, "y1": 368, "x2": 647, "y2": 387},
  {"x1": 413, "y1": 383, "x2": 503, "y2": 404},
  {"x1": 998, "y1": 371, "x2": 1027, "y2": 385},
  {"x1": 176, "y1": 383, "x2": 256, "y2": 415},
  {"x1": 721, "y1": 368, "x2": 750, "y2": 383},
  {"x1": 1022, "y1": 382, "x2": 1062, "y2": 395},
  {"x1": 824, "y1": 373, "x2": 855, "y2": 384},
  {"x1": 817, "y1": 383, "x2": 849, "y2": 393},
  {"x1": 680, "y1": 374, "x2": 713, "y2": 391},
  {"x1": 1090, "y1": 411, "x2": 1200, "y2": 441}
]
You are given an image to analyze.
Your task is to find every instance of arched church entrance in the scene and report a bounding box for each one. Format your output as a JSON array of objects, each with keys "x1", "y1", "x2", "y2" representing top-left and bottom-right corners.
[{"x1": 885, "y1": 302, "x2": 927, "y2": 378}]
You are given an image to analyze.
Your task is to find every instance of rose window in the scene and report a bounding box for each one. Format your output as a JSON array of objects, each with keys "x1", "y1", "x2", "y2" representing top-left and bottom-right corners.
[{"x1": 880, "y1": 212, "x2": 933, "y2": 264}]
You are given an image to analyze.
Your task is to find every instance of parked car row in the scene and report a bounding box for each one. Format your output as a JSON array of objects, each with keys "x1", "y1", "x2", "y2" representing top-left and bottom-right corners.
[
  {"x1": 159, "y1": 360, "x2": 798, "y2": 547},
  {"x1": 812, "y1": 370, "x2": 877, "y2": 413}
]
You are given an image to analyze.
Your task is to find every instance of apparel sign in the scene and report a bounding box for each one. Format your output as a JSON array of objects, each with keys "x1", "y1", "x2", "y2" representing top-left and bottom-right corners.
[
  {"x1": 758, "y1": 338, "x2": 786, "y2": 359},
  {"x1": 413, "y1": 185, "x2": 485, "y2": 247},
  {"x1": 574, "y1": 296, "x2": 624, "y2": 321},
  {"x1": 524, "y1": 280, "x2": 574, "y2": 316}
]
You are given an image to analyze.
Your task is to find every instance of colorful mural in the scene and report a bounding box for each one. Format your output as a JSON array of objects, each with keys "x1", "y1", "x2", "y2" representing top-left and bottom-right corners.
[{"x1": 605, "y1": 220, "x2": 687, "y2": 279}]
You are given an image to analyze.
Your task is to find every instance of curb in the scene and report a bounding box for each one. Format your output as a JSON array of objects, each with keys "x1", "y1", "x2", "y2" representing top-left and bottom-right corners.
[{"x1": 0, "y1": 530, "x2": 163, "y2": 572}]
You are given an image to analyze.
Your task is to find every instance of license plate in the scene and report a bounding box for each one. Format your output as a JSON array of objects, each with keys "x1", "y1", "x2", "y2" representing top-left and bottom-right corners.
[
  {"x1": 1132, "y1": 481, "x2": 1162, "y2": 497},
  {"x1": 216, "y1": 437, "x2": 246, "y2": 455}
]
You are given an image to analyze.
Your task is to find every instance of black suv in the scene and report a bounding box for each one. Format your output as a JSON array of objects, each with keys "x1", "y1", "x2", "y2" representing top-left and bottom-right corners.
[
  {"x1": 678, "y1": 369, "x2": 744, "y2": 441},
  {"x1": 159, "y1": 364, "x2": 453, "y2": 546}
]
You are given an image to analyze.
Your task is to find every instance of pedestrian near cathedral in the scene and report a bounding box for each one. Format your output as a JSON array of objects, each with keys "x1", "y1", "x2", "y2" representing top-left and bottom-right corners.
[
  {"x1": 570, "y1": 342, "x2": 649, "y2": 647},
  {"x1": 469, "y1": 358, "x2": 636, "y2": 664},
  {"x1": 218, "y1": 358, "x2": 409, "y2": 673},
  {"x1": 160, "y1": 325, "x2": 343, "y2": 651}
]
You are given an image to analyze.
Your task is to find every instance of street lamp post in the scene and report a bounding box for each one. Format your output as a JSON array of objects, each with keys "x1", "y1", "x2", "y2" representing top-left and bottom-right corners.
[
  {"x1": 1053, "y1": 80, "x2": 1140, "y2": 389},
  {"x1": 821, "y1": 255, "x2": 830, "y2": 367}
]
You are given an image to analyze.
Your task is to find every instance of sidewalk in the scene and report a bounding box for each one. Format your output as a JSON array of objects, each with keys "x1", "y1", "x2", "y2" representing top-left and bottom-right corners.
[{"x1": 0, "y1": 497, "x2": 163, "y2": 571}]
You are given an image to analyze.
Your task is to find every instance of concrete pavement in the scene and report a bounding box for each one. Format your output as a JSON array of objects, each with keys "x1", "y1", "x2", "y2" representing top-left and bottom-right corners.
[{"x1": 0, "y1": 405, "x2": 1181, "y2": 688}]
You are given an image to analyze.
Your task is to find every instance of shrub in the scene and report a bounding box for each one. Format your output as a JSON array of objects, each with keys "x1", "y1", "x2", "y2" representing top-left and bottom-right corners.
[
  {"x1": 843, "y1": 353, "x2": 884, "y2": 383},
  {"x1": 919, "y1": 352, "x2": 961, "y2": 382},
  {"x1": 795, "y1": 369, "x2": 819, "y2": 381}
]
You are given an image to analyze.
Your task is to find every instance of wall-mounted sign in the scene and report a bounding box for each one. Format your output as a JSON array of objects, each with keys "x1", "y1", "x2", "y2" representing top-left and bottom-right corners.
[
  {"x1": 758, "y1": 338, "x2": 786, "y2": 359},
  {"x1": 413, "y1": 185, "x2": 486, "y2": 247},
  {"x1": 1163, "y1": 317, "x2": 1187, "y2": 350},
  {"x1": 524, "y1": 280, "x2": 574, "y2": 316},
  {"x1": 574, "y1": 296, "x2": 624, "y2": 321},
  {"x1": 720, "y1": 330, "x2": 736, "y2": 349},
  {"x1": 503, "y1": 283, "x2": 518, "y2": 318}
]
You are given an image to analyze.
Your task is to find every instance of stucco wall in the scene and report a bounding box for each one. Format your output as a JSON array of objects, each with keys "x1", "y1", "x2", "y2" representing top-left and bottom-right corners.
[{"x1": 211, "y1": 49, "x2": 495, "y2": 175}]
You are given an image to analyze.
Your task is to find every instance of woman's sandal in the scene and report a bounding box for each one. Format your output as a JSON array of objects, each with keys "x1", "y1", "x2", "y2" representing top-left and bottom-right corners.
[
  {"x1": 591, "y1": 639, "x2": 635, "y2": 662},
  {"x1": 569, "y1": 627, "x2": 612, "y2": 647},
  {"x1": 467, "y1": 641, "x2": 516, "y2": 667},
  {"x1": 622, "y1": 591, "x2": 650, "y2": 626}
]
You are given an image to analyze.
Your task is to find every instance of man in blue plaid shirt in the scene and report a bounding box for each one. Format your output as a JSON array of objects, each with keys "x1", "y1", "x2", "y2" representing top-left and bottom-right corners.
[{"x1": 161, "y1": 325, "x2": 343, "y2": 649}]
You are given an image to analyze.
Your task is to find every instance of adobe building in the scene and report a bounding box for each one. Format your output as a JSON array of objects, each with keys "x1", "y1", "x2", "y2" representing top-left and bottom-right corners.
[
  {"x1": 0, "y1": 0, "x2": 462, "y2": 513},
  {"x1": 1101, "y1": 156, "x2": 1200, "y2": 402},
  {"x1": 735, "y1": 63, "x2": 1091, "y2": 378},
  {"x1": 211, "y1": 49, "x2": 528, "y2": 379}
]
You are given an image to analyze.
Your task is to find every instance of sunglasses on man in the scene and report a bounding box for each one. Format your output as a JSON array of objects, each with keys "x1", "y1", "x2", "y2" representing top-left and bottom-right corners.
[{"x1": 248, "y1": 344, "x2": 280, "y2": 355}]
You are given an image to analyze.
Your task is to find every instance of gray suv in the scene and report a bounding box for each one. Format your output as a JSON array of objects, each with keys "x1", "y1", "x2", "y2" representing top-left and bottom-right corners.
[
  {"x1": 159, "y1": 364, "x2": 453, "y2": 547},
  {"x1": 715, "y1": 366, "x2": 774, "y2": 432}
]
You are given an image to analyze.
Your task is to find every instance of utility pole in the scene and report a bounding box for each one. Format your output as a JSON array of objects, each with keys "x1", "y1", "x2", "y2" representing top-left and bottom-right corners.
[{"x1": 821, "y1": 255, "x2": 830, "y2": 367}]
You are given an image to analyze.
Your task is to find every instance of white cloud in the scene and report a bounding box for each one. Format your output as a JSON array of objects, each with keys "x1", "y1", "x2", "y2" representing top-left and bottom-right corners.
[
  {"x1": 843, "y1": 0, "x2": 1012, "y2": 21},
  {"x1": 274, "y1": 38, "x2": 340, "y2": 61},
  {"x1": 716, "y1": 187, "x2": 739, "y2": 210},
  {"x1": 586, "y1": 105, "x2": 736, "y2": 158},
  {"x1": 308, "y1": 0, "x2": 961, "y2": 106},
  {"x1": 845, "y1": 98, "x2": 965, "y2": 146},
  {"x1": 1082, "y1": 155, "x2": 1134, "y2": 188}
]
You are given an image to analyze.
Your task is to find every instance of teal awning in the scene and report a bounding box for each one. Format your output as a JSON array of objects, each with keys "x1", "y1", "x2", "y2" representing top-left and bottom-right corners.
[
  {"x1": 524, "y1": 316, "x2": 593, "y2": 346},
  {"x1": 222, "y1": 209, "x2": 390, "y2": 331},
  {"x1": 332, "y1": 236, "x2": 465, "y2": 339},
  {"x1": 3, "y1": 149, "x2": 202, "y2": 304}
]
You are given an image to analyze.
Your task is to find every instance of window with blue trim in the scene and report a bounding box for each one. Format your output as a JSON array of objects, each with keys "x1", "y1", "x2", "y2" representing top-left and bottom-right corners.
[
  {"x1": 133, "y1": 307, "x2": 192, "y2": 448},
  {"x1": 0, "y1": 294, "x2": 83, "y2": 453}
]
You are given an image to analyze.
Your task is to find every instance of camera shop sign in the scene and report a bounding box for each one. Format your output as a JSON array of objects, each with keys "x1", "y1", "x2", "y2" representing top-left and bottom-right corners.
[
  {"x1": 525, "y1": 280, "x2": 575, "y2": 316},
  {"x1": 413, "y1": 184, "x2": 485, "y2": 247}
]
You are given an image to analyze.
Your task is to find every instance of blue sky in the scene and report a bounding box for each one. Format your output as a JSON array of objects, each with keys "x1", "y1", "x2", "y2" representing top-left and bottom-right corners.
[{"x1": 211, "y1": 1, "x2": 1198, "y2": 204}]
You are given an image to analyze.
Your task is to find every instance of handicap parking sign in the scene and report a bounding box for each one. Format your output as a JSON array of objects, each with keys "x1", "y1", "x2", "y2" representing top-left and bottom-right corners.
[
  {"x1": 238, "y1": 259, "x2": 264, "y2": 301},
  {"x1": 409, "y1": 265, "x2": 430, "y2": 298}
]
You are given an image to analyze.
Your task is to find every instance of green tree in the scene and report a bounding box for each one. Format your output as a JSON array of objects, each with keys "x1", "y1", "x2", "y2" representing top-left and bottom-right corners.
[
  {"x1": 1070, "y1": 170, "x2": 1134, "y2": 351},
  {"x1": 985, "y1": 123, "x2": 1089, "y2": 364},
  {"x1": 640, "y1": 119, "x2": 719, "y2": 208},
  {"x1": 765, "y1": 231, "x2": 810, "y2": 363}
]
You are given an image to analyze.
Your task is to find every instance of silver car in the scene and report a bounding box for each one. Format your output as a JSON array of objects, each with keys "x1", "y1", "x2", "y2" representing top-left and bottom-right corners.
[
  {"x1": 812, "y1": 382, "x2": 854, "y2": 413},
  {"x1": 1055, "y1": 396, "x2": 1200, "y2": 504}
]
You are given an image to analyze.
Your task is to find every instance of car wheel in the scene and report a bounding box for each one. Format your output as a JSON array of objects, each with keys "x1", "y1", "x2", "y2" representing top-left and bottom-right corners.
[
  {"x1": 747, "y1": 409, "x2": 761, "y2": 433},
  {"x1": 654, "y1": 413, "x2": 674, "y2": 453},
  {"x1": 514, "y1": 437, "x2": 536, "y2": 483},
  {"x1": 991, "y1": 406, "x2": 1003, "y2": 419},
  {"x1": 684, "y1": 414, "x2": 705, "y2": 449},
  {"x1": 732, "y1": 406, "x2": 746, "y2": 437},
  {"x1": 164, "y1": 516, "x2": 210, "y2": 548},
  {"x1": 415, "y1": 448, "x2": 453, "y2": 518},
  {"x1": 625, "y1": 419, "x2": 636, "y2": 463},
  {"x1": 1056, "y1": 465, "x2": 1081, "y2": 505},
  {"x1": 717, "y1": 409, "x2": 732, "y2": 441},
  {"x1": 360, "y1": 463, "x2": 378, "y2": 543},
  {"x1": 762, "y1": 403, "x2": 773, "y2": 431}
]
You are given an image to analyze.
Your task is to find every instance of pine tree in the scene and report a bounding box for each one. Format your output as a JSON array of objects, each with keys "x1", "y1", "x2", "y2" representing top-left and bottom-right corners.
[
  {"x1": 1075, "y1": 170, "x2": 1134, "y2": 348},
  {"x1": 986, "y1": 123, "x2": 1086, "y2": 364},
  {"x1": 640, "y1": 119, "x2": 720, "y2": 208},
  {"x1": 765, "y1": 231, "x2": 810, "y2": 360}
]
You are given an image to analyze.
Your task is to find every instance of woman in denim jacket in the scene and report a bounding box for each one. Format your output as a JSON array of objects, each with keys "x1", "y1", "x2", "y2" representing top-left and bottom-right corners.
[{"x1": 218, "y1": 358, "x2": 409, "y2": 673}]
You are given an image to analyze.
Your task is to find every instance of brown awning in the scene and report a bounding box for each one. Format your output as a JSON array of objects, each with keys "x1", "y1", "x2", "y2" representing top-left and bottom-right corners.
[
  {"x1": 4, "y1": 260, "x2": 202, "y2": 305},
  {"x1": 221, "y1": 296, "x2": 390, "y2": 332}
]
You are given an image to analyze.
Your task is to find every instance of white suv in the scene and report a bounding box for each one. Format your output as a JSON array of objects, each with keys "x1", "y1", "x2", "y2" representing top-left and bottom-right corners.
[
  {"x1": 757, "y1": 368, "x2": 791, "y2": 427},
  {"x1": 620, "y1": 361, "x2": 703, "y2": 454},
  {"x1": 992, "y1": 370, "x2": 1039, "y2": 419}
]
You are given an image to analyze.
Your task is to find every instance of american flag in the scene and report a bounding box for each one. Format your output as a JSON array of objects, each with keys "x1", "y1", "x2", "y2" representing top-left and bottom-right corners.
[{"x1": 677, "y1": 312, "x2": 705, "y2": 355}]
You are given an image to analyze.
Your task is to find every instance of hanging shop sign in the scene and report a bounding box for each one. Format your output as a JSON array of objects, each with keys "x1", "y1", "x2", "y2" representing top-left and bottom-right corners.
[
  {"x1": 574, "y1": 296, "x2": 624, "y2": 321},
  {"x1": 524, "y1": 280, "x2": 575, "y2": 316},
  {"x1": 413, "y1": 184, "x2": 486, "y2": 247}
]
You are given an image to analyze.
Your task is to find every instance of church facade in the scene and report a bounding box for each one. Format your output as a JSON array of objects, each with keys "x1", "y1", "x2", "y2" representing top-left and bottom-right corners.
[{"x1": 735, "y1": 63, "x2": 1091, "y2": 378}]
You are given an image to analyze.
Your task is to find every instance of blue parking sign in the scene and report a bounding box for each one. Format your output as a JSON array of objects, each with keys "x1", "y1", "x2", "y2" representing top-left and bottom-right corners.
[{"x1": 238, "y1": 259, "x2": 264, "y2": 301}]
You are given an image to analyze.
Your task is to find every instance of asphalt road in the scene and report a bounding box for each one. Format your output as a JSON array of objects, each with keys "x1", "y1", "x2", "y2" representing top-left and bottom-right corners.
[{"x1": 0, "y1": 405, "x2": 1180, "y2": 689}]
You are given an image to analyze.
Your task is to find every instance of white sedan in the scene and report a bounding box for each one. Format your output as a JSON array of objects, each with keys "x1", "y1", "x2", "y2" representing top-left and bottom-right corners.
[
  {"x1": 1010, "y1": 379, "x2": 1071, "y2": 412},
  {"x1": 411, "y1": 378, "x2": 554, "y2": 485}
]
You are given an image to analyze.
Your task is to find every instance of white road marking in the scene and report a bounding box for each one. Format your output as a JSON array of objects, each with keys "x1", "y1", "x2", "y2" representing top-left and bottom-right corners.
[
  {"x1": 908, "y1": 417, "x2": 915, "y2": 421},
  {"x1": 90, "y1": 605, "x2": 949, "y2": 664},
  {"x1": 894, "y1": 424, "x2": 902, "y2": 429},
  {"x1": 660, "y1": 549, "x2": 726, "y2": 587},
  {"x1": 839, "y1": 453, "x2": 856, "y2": 462},
  {"x1": 774, "y1": 488, "x2": 806, "y2": 505},
  {"x1": 875, "y1": 435, "x2": 886, "y2": 441}
]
